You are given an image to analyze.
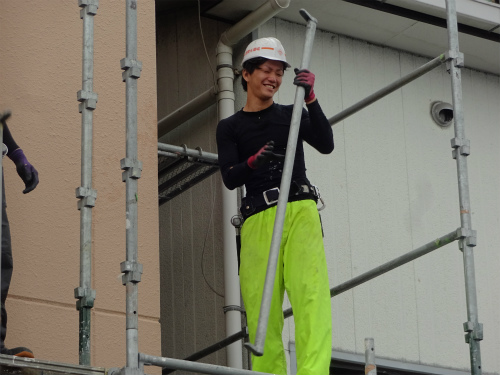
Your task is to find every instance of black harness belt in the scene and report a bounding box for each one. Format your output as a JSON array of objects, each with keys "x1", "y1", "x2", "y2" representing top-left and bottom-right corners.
[{"x1": 240, "y1": 182, "x2": 319, "y2": 220}]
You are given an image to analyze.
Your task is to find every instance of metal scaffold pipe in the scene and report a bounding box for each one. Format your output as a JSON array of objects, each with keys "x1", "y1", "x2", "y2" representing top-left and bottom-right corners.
[
  {"x1": 444, "y1": 1, "x2": 482, "y2": 374},
  {"x1": 220, "y1": 0, "x2": 291, "y2": 47},
  {"x1": 157, "y1": 143, "x2": 218, "y2": 164},
  {"x1": 120, "y1": 0, "x2": 143, "y2": 372},
  {"x1": 284, "y1": 229, "x2": 460, "y2": 318},
  {"x1": 75, "y1": 0, "x2": 98, "y2": 366},
  {"x1": 245, "y1": 9, "x2": 318, "y2": 357},
  {"x1": 157, "y1": 87, "x2": 217, "y2": 138},
  {"x1": 0, "y1": 111, "x2": 8, "y2": 349},
  {"x1": 139, "y1": 353, "x2": 275, "y2": 375},
  {"x1": 328, "y1": 54, "x2": 446, "y2": 126},
  {"x1": 161, "y1": 327, "x2": 248, "y2": 375},
  {"x1": 365, "y1": 338, "x2": 377, "y2": 375}
]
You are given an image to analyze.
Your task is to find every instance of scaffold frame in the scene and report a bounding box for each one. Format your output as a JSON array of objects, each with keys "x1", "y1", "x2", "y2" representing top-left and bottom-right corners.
[{"x1": 71, "y1": 0, "x2": 484, "y2": 374}]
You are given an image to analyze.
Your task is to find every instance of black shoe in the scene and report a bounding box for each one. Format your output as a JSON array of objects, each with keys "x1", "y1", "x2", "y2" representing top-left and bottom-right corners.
[{"x1": 0, "y1": 346, "x2": 34, "y2": 358}]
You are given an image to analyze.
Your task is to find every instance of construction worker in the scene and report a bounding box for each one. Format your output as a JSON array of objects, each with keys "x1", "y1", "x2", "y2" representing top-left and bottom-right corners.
[
  {"x1": 0, "y1": 114, "x2": 38, "y2": 358},
  {"x1": 216, "y1": 37, "x2": 333, "y2": 375}
]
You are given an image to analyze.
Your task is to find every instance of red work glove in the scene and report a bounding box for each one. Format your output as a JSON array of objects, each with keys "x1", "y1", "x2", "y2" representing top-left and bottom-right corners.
[
  {"x1": 293, "y1": 68, "x2": 316, "y2": 103},
  {"x1": 247, "y1": 141, "x2": 284, "y2": 169}
]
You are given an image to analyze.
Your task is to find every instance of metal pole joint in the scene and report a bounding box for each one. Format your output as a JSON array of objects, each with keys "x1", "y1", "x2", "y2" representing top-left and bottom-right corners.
[
  {"x1": 77, "y1": 90, "x2": 98, "y2": 112},
  {"x1": 464, "y1": 321, "x2": 484, "y2": 343},
  {"x1": 121, "y1": 158, "x2": 143, "y2": 180},
  {"x1": 445, "y1": 50, "x2": 464, "y2": 71},
  {"x1": 451, "y1": 137, "x2": 470, "y2": 158},
  {"x1": 116, "y1": 367, "x2": 143, "y2": 375},
  {"x1": 120, "y1": 261, "x2": 143, "y2": 285},
  {"x1": 74, "y1": 287, "x2": 96, "y2": 309},
  {"x1": 120, "y1": 58, "x2": 143, "y2": 81},
  {"x1": 456, "y1": 227, "x2": 477, "y2": 248},
  {"x1": 76, "y1": 187, "x2": 98, "y2": 209},
  {"x1": 78, "y1": 0, "x2": 99, "y2": 16}
]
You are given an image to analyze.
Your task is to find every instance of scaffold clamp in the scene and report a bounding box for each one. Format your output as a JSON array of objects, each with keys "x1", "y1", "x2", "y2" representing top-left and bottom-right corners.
[
  {"x1": 456, "y1": 227, "x2": 477, "y2": 248},
  {"x1": 74, "y1": 287, "x2": 96, "y2": 309},
  {"x1": 445, "y1": 50, "x2": 464, "y2": 70},
  {"x1": 76, "y1": 187, "x2": 97, "y2": 209},
  {"x1": 77, "y1": 90, "x2": 98, "y2": 112},
  {"x1": 464, "y1": 321, "x2": 483, "y2": 343},
  {"x1": 120, "y1": 261, "x2": 143, "y2": 284},
  {"x1": 120, "y1": 58, "x2": 142, "y2": 81},
  {"x1": 121, "y1": 158, "x2": 143, "y2": 180},
  {"x1": 78, "y1": 0, "x2": 99, "y2": 16},
  {"x1": 451, "y1": 137, "x2": 470, "y2": 159}
]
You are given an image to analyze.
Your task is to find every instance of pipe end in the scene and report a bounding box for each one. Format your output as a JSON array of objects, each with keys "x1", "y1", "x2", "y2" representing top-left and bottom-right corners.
[
  {"x1": 299, "y1": 9, "x2": 318, "y2": 24},
  {"x1": 272, "y1": 0, "x2": 291, "y2": 10},
  {"x1": 244, "y1": 342, "x2": 264, "y2": 357}
]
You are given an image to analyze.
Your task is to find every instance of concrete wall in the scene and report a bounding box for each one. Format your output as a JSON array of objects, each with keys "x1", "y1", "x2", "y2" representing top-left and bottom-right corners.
[
  {"x1": 156, "y1": 8, "x2": 500, "y2": 374},
  {"x1": 0, "y1": 0, "x2": 160, "y2": 371}
]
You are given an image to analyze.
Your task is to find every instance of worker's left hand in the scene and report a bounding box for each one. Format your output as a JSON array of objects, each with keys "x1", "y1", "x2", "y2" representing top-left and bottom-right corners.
[
  {"x1": 9, "y1": 148, "x2": 39, "y2": 194},
  {"x1": 293, "y1": 68, "x2": 316, "y2": 104}
]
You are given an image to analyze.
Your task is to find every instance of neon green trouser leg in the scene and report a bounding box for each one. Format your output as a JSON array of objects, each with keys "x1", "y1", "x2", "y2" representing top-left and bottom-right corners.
[{"x1": 240, "y1": 199, "x2": 332, "y2": 375}]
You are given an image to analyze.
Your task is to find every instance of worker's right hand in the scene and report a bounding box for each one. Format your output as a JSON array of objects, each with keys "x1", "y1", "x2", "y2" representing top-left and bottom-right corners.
[
  {"x1": 247, "y1": 141, "x2": 284, "y2": 169},
  {"x1": 9, "y1": 148, "x2": 39, "y2": 194}
]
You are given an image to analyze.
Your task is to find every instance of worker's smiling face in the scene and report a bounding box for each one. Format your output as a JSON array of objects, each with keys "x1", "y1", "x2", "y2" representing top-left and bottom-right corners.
[{"x1": 244, "y1": 60, "x2": 284, "y2": 101}]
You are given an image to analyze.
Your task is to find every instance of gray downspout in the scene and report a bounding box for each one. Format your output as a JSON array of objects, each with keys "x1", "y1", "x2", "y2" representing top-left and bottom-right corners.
[
  {"x1": 75, "y1": 0, "x2": 98, "y2": 366},
  {"x1": 216, "y1": 0, "x2": 291, "y2": 369}
]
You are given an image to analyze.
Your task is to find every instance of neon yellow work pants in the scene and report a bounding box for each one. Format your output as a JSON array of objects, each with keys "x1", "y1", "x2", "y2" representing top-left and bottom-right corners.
[{"x1": 240, "y1": 199, "x2": 332, "y2": 375}]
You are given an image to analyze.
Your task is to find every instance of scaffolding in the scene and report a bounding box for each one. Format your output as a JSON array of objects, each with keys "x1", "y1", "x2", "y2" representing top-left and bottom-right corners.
[
  {"x1": 75, "y1": 0, "x2": 99, "y2": 366},
  {"x1": 147, "y1": 0, "x2": 484, "y2": 374},
  {"x1": 0, "y1": 0, "x2": 485, "y2": 374}
]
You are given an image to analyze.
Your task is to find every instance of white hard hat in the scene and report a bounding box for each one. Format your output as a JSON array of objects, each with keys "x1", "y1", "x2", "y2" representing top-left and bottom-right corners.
[{"x1": 241, "y1": 37, "x2": 291, "y2": 68}]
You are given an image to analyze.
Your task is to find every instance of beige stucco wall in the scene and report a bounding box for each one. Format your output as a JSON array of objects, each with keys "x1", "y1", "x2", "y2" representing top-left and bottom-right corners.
[{"x1": 0, "y1": 0, "x2": 160, "y2": 370}]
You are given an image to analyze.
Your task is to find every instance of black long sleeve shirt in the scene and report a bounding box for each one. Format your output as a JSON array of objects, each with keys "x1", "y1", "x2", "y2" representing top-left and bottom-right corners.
[
  {"x1": 216, "y1": 100, "x2": 334, "y2": 197},
  {"x1": 3, "y1": 124, "x2": 19, "y2": 157}
]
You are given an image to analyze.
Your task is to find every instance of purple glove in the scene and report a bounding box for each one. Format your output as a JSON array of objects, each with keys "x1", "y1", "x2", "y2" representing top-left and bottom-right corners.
[
  {"x1": 293, "y1": 68, "x2": 316, "y2": 103},
  {"x1": 247, "y1": 141, "x2": 284, "y2": 169},
  {"x1": 9, "y1": 148, "x2": 39, "y2": 194}
]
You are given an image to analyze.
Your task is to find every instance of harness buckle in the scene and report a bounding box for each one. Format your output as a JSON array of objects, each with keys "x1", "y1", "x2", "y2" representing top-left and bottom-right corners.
[
  {"x1": 263, "y1": 187, "x2": 280, "y2": 205},
  {"x1": 310, "y1": 185, "x2": 320, "y2": 197},
  {"x1": 310, "y1": 184, "x2": 326, "y2": 211}
]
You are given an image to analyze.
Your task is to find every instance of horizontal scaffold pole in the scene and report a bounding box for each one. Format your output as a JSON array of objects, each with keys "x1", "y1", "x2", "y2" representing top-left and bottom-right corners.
[
  {"x1": 158, "y1": 143, "x2": 219, "y2": 164},
  {"x1": 162, "y1": 328, "x2": 248, "y2": 375},
  {"x1": 139, "y1": 353, "x2": 274, "y2": 375},
  {"x1": 157, "y1": 87, "x2": 217, "y2": 138},
  {"x1": 329, "y1": 53, "x2": 446, "y2": 126},
  {"x1": 284, "y1": 229, "x2": 460, "y2": 318}
]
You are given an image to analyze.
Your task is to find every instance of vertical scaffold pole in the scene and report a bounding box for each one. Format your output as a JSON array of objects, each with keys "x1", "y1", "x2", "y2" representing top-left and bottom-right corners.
[
  {"x1": 0, "y1": 111, "x2": 8, "y2": 343},
  {"x1": 120, "y1": 0, "x2": 143, "y2": 373},
  {"x1": 444, "y1": 1, "x2": 482, "y2": 374},
  {"x1": 75, "y1": 0, "x2": 98, "y2": 366},
  {"x1": 245, "y1": 9, "x2": 318, "y2": 357},
  {"x1": 364, "y1": 338, "x2": 377, "y2": 375}
]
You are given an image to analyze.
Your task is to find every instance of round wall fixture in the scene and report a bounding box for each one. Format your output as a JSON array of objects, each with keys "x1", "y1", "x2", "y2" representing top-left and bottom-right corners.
[{"x1": 430, "y1": 101, "x2": 454, "y2": 127}]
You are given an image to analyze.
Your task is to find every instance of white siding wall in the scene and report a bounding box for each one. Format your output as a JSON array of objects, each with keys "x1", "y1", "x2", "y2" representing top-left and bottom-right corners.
[
  {"x1": 260, "y1": 18, "x2": 500, "y2": 373},
  {"x1": 157, "y1": 10, "x2": 500, "y2": 374}
]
